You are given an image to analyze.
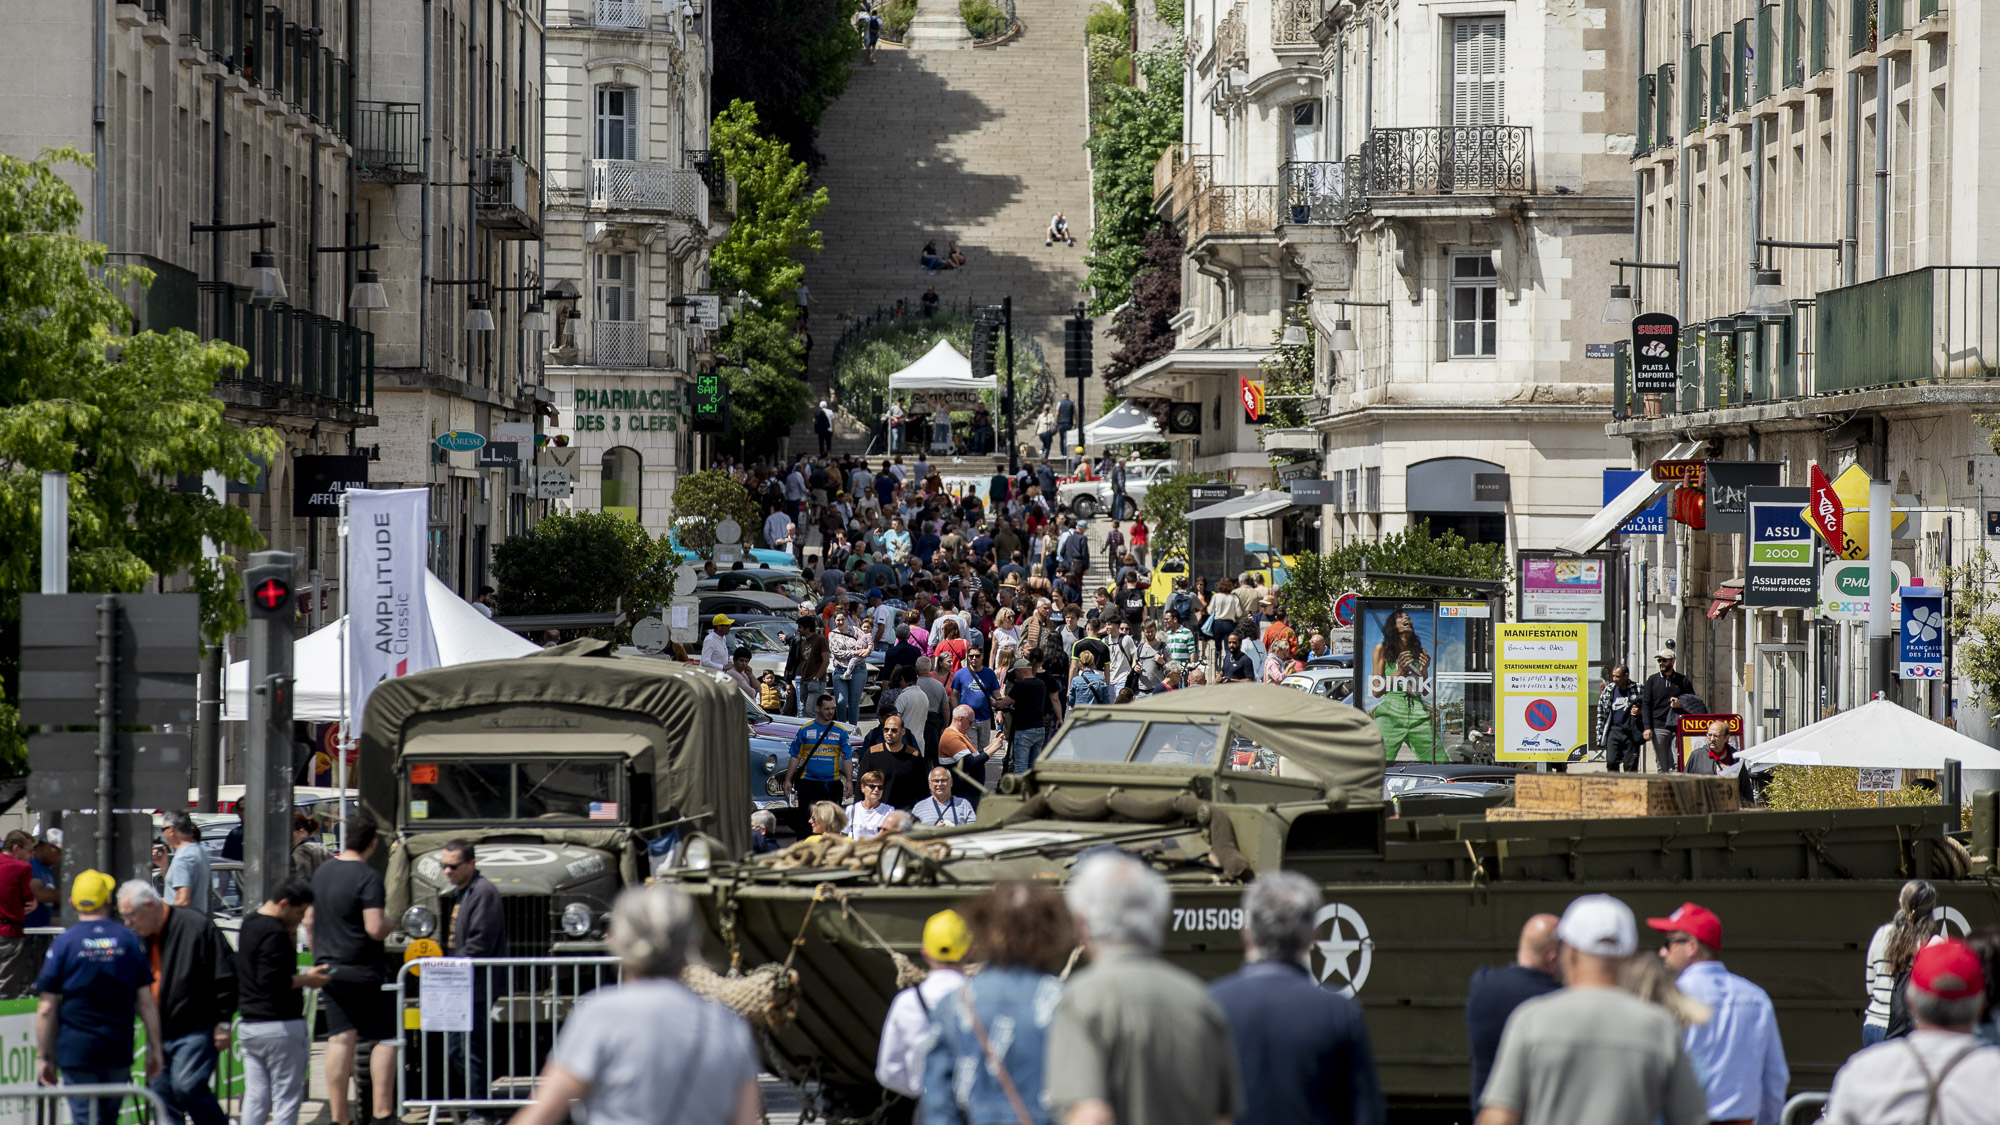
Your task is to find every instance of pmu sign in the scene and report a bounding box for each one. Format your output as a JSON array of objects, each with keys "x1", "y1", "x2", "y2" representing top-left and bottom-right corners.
[{"x1": 1744, "y1": 486, "x2": 1816, "y2": 607}]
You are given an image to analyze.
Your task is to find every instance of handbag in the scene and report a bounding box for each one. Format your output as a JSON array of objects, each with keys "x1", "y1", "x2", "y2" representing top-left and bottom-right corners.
[{"x1": 960, "y1": 988, "x2": 1036, "y2": 1125}]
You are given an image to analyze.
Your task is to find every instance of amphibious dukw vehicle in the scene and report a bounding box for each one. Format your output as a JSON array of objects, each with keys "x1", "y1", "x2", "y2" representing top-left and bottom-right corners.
[{"x1": 659, "y1": 683, "x2": 2000, "y2": 1116}]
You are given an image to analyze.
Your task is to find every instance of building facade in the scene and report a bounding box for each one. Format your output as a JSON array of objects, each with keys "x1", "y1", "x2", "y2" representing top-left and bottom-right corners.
[
  {"x1": 538, "y1": 0, "x2": 727, "y2": 538},
  {"x1": 3, "y1": 0, "x2": 377, "y2": 616},
  {"x1": 358, "y1": 0, "x2": 550, "y2": 597},
  {"x1": 1599, "y1": 0, "x2": 2000, "y2": 740},
  {"x1": 1292, "y1": 0, "x2": 1633, "y2": 554},
  {"x1": 1131, "y1": 0, "x2": 1633, "y2": 563}
]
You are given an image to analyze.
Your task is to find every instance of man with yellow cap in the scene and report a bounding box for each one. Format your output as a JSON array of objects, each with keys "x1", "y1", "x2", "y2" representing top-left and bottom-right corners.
[
  {"x1": 33, "y1": 870, "x2": 164, "y2": 1125},
  {"x1": 875, "y1": 910, "x2": 972, "y2": 1119}
]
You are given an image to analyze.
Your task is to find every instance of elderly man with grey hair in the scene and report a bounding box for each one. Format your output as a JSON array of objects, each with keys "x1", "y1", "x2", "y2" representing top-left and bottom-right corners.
[
  {"x1": 1209, "y1": 872, "x2": 1385, "y2": 1125},
  {"x1": 1045, "y1": 851, "x2": 1241, "y2": 1125}
]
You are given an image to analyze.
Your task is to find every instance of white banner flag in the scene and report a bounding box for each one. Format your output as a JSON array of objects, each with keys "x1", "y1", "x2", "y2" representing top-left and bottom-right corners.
[{"x1": 345, "y1": 487, "x2": 439, "y2": 736}]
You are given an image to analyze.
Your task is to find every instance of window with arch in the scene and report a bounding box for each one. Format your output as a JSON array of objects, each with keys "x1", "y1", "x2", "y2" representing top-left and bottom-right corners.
[
  {"x1": 595, "y1": 85, "x2": 638, "y2": 160},
  {"x1": 601, "y1": 446, "x2": 642, "y2": 522}
]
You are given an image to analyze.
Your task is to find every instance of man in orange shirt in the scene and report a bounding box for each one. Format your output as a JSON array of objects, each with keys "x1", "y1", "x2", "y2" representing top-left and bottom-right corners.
[{"x1": 1260, "y1": 605, "x2": 1297, "y2": 654}]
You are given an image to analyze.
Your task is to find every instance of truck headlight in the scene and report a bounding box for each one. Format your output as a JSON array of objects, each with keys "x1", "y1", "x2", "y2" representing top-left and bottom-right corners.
[
  {"x1": 560, "y1": 903, "x2": 593, "y2": 938},
  {"x1": 681, "y1": 836, "x2": 713, "y2": 871},
  {"x1": 402, "y1": 905, "x2": 437, "y2": 939}
]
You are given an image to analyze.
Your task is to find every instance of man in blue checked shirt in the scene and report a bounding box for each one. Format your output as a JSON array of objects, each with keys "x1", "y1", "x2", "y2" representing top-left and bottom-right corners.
[
  {"x1": 782, "y1": 694, "x2": 853, "y2": 810},
  {"x1": 1645, "y1": 902, "x2": 1788, "y2": 1125}
]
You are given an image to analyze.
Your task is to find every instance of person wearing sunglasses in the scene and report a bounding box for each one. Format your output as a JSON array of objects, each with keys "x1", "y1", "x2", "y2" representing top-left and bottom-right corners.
[
  {"x1": 846, "y1": 772, "x2": 893, "y2": 841},
  {"x1": 438, "y1": 841, "x2": 504, "y2": 1113}
]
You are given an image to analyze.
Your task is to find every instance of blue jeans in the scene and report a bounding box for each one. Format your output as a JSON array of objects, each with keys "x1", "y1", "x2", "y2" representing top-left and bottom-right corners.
[
  {"x1": 1007, "y1": 727, "x2": 1046, "y2": 774},
  {"x1": 835, "y1": 665, "x2": 868, "y2": 725},
  {"x1": 444, "y1": 980, "x2": 491, "y2": 1103},
  {"x1": 796, "y1": 679, "x2": 830, "y2": 718},
  {"x1": 152, "y1": 1030, "x2": 226, "y2": 1125},
  {"x1": 62, "y1": 1064, "x2": 128, "y2": 1125},
  {"x1": 1863, "y1": 1023, "x2": 1888, "y2": 1047}
]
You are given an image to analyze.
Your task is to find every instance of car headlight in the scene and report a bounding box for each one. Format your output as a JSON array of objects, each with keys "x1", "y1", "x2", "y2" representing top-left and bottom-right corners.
[
  {"x1": 560, "y1": 902, "x2": 593, "y2": 938},
  {"x1": 681, "y1": 836, "x2": 713, "y2": 871},
  {"x1": 402, "y1": 905, "x2": 437, "y2": 939},
  {"x1": 877, "y1": 843, "x2": 913, "y2": 885},
  {"x1": 763, "y1": 757, "x2": 778, "y2": 773}
]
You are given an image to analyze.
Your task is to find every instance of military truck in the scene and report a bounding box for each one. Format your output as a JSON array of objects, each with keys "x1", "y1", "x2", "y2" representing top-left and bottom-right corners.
[
  {"x1": 358, "y1": 641, "x2": 750, "y2": 956},
  {"x1": 661, "y1": 683, "x2": 2000, "y2": 1118}
]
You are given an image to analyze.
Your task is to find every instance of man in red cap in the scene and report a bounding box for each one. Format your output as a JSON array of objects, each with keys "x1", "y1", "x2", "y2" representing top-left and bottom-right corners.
[
  {"x1": 1822, "y1": 939, "x2": 2000, "y2": 1124},
  {"x1": 1646, "y1": 901, "x2": 1789, "y2": 1125}
]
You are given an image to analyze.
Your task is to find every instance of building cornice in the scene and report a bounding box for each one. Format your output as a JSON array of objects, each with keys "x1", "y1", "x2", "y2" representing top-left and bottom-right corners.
[{"x1": 1311, "y1": 402, "x2": 1616, "y2": 433}]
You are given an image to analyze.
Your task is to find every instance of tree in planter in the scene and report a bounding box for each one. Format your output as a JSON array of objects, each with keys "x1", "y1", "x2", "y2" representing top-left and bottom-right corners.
[
  {"x1": 0, "y1": 149, "x2": 280, "y2": 771},
  {"x1": 1138, "y1": 471, "x2": 1220, "y2": 564},
  {"x1": 671, "y1": 469, "x2": 762, "y2": 561},
  {"x1": 490, "y1": 512, "x2": 679, "y2": 638},
  {"x1": 1103, "y1": 227, "x2": 1181, "y2": 383}
]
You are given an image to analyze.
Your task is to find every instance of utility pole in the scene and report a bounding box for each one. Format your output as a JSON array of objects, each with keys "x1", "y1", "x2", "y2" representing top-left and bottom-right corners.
[
  {"x1": 1003, "y1": 297, "x2": 1018, "y2": 475},
  {"x1": 242, "y1": 550, "x2": 298, "y2": 907}
]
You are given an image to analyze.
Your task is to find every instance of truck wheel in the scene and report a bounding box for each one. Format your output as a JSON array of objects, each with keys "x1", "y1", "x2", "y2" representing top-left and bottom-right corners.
[{"x1": 1072, "y1": 495, "x2": 1097, "y2": 520}]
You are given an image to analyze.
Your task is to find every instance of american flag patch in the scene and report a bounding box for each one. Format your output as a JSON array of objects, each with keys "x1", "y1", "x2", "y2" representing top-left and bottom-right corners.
[{"x1": 589, "y1": 802, "x2": 618, "y2": 820}]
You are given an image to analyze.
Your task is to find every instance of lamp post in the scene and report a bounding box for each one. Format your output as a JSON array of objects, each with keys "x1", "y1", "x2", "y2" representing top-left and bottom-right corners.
[{"x1": 312, "y1": 242, "x2": 387, "y2": 310}]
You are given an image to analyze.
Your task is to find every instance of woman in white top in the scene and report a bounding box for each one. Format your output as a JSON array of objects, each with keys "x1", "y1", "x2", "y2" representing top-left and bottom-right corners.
[
  {"x1": 1863, "y1": 878, "x2": 1938, "y2": 1045},
  {"x1": 846, "y1": 771, "x2": 893, "y2": 840},
  {"x1": 988, "y1": 607, "x2": 1020, "y2": 667}
]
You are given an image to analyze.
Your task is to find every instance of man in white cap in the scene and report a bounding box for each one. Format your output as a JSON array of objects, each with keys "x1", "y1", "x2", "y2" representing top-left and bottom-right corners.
[
  {"x1": 700, "y1": 613, "x2": 734, "y2": 670},
  {"x1": 1476, "y1": 895, "x2": 1707, "y2": 1125}
]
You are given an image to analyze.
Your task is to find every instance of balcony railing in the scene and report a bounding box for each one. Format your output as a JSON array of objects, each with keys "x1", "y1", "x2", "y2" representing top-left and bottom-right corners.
[
  {"x1": 586, "y1": 160, "x2": 709, "y2": 224},
  {"x1": 1279, "y1": 158, "x2": 1362, "y2": 225},
  {"x1": 684, "y1": 148, "x2": 727, "y2": 202},
  {"x1": 1272, "y1": 0, "x2": 1319, "y2": 46},
  {"x1": 1215, "y1": 2, "x2": 1246, "y2": 65},
  {"x1": 1168, "y1": 153, "x2": 1214, "y2": 218},
  {"x1": 1360, "y1": 126, "x2": 1532, "y2": 196},
  {"x1": 209, "y1": 293, "x2": 375, "y2": 411},
  {"x1": 595, "y1": 0, "x2": 649, "y2": 28},
  {"x1": 354, "y1": 102, "x2": 421, "y2": 179},
  {"x1": 1188, "y1": 183, "x2": 1280, "y2": 244},
  {"x1": 1817, "y1": 267, "x2": 2000, "y2": 390},
  {"x1": 591, "y1": 321, "x2": 649, "y2": 367}
]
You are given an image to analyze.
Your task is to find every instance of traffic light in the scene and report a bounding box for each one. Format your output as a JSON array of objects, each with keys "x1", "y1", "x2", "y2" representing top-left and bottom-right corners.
[
  {"x1": 1064, "y1": 314, "x2": 1093, "y2": 382},
  {"x1": 243, "y1": 551, "x2": 296, "y2": 621},
  {"x1": 970, "y1": 311, "x2": 998, "y2": 379}
]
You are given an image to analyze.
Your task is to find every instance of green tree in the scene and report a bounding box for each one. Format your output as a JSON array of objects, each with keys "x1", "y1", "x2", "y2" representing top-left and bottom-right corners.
[
  {"x1": 1083, "y1": 43, "x2": 1183, "y2": 313},
  {"x1": 1943, "y1": 547, "x2": 2000, "y2": 707},
  {"x1": 1327, "y1": 526, "x2": 1510, "y2": 598},
  {"x1": 711, "y1": 0, "x2": 860, "y2": 168},
  {"x1": 718, "y1": 307, "x2": 814, "y2": 451},
  {"x1": 1139, "y1": 471, "x2": 1219, "y2": 562},
  {"x1": 0, "y1": 149, "x2": 278, "y2": 769},
  {"x1": 670, "y1": 469, "x2": 761, "y2": 561},
  {"x1": 489, "y1": 512, "x2": 678, "y2": 640}
]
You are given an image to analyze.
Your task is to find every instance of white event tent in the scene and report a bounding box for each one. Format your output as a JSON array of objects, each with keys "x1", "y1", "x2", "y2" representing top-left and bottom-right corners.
[
  {"x1": 1738, "y1": 700, "x2": 2000, "y2": 786},
  {"x1": 223, "y1": 571, "x2": 539, "y2": 722},
  {"x1": 886, "y1": 339, "x2": 995, "y2": 401},
  {"x1": 1084, "y1": 400, "x2": 1192, "y2": 446}
]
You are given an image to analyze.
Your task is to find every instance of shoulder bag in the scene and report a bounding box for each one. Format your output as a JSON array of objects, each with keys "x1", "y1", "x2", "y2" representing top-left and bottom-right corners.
[{"x1": 960, "y1": 988, "x2": 1036, "y2": 1125}]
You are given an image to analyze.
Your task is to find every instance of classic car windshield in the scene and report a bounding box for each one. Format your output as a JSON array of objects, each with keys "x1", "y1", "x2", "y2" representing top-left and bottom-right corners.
[
  {"x1": 408, "y1": 759, "x2": 626, "y2": 823},
  {"x1": 1042, "y1": 720, "x2": 1143, "y2": 763},
  {"x1": 1128, "y1": 722, "x2": 1221, "y2": 766}
]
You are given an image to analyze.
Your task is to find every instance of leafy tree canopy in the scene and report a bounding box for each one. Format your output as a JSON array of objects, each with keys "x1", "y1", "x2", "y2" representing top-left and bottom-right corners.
[
  {"x1": 670, "y1": 469, "x2": 761, "y2": 561},
  {"x1": 1277, "y1": 527, "x2": 1507, "y2": 635},
  {"x1": 1083, "y1": 43, "x2": 1183, "y2": 313},
  {"x1": 490, "y1": 512, "x2": 678, "y2": 640},
  {"x1": 1138, "y1": 471, "x2": 1216, "y2": 563},
  {"x1": 1104, "y1": 227, "x2": 1181, "y2": 383},
  {"x1": 711, "y1": 0, "x2": 860, "y2": 169},
  {"x1": 0, "y1": 148, "x2": 278, "y2": 769}
]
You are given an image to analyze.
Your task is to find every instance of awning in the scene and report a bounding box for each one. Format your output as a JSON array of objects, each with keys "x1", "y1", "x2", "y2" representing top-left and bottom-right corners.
[
  {"x1": 1705, "y1": 578, "x2": 1743, "y2": 619},
  {"x1": 1084, "y1": 400, "x2": 1194, "y2": 445},
  {"x1": 1554, "y1": 441, "x2": 1701, "y2": 555},
  {"x1": 1187, "y1": 488, "x2": 1296, "y2": 521}
]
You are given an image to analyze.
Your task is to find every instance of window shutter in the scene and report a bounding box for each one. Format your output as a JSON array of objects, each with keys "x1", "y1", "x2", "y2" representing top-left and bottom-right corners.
[
  {"x1": 1451, "y1": 18, "x2": 1505, "y2": 127},
  {"x1": 623, "y1": 254, "x2": 637, "y2": 321},
  {"x1": 624, "y1": 94, "x2": 637, "y2": 162}
]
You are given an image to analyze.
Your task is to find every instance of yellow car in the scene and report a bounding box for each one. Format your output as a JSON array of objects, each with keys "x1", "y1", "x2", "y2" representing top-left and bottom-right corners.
[{"x1": 1146, "y1": 542, "x2": 1293, "y2": 608}]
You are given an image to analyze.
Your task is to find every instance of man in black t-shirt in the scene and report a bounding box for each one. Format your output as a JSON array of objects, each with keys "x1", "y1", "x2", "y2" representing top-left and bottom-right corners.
[
  {"x1": 1116, "y1": 572, "x2": 1149, "y2": 629},
  {"x1": 999, "y1": 657, "x2": 1049, "y2": 775},
  {"x1": 236, "y1": 879, "x2": 328, "y2": 1125},
  {"x1": 311, "y1": 814, "x2": 397, "y2": 1125},
  {"x1": 860, "y1": 720, "x2": 930, "y2": 809}
]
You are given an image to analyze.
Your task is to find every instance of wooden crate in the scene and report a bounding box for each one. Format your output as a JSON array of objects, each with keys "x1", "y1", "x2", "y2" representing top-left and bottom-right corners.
[
  {"x1": 1509, "y1": 773, "x2": 1740, "y2": 818},
  {"x1": 1485, "y1": 807, "x2": 1577, "y2": 822}
]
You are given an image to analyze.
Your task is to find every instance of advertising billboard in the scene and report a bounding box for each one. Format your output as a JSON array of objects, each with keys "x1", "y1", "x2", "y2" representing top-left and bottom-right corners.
[
  {"x1": 1520, "y1": 556, "x2": 1607, "y2": 621},
  {"x1": 1744, "y1": 486, "x2": 1816, "y2": 607},
  {"x1": 1357, "y1": 600, "x2": 1438, "y2": 762},
  {"x1": 1900, "y1": 587, "x2": 1945, "y2": 680}
]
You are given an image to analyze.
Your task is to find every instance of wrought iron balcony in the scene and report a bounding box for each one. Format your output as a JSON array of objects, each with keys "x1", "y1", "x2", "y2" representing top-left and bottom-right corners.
[
  {"x1": 684, "y1": 149, "x2": 728, "y2": 202},
  {"x1": 586, "y1": 160, "x2": 709, "y2": 224},
  {"x1": 1817, "y1": 267, "x2": 2000, "y2": 390},
  {"x1": 1166, "y1": 153, "x2": 1215, "y2": 218},
  {"x1": 1279, "y1": 158, "x2": 1363, "y2": 225},
  {"x1": 1360, "y1": 126, "x2": 1533, "y2": 196},
  {"x1": 595, "y1": 0, "x2": 650, "y2": 28},
  {"x1": 592, "y1": 321, "x2": 650, "y2": 367},
  {"x1": 1187, "y1": 183, "x2": 1280, "y2": 244},
  {"x1": 210, "y1": 293, "x2": 375, "y2": 413},
  {"x1": 354, "y1": 102, "x2": 421, "y2": 182}
]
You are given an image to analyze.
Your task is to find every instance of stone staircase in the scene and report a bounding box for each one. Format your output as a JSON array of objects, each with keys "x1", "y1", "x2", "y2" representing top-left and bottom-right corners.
[{"x1": 782, "y1": 0, "x2": 1104, "y2": 460}]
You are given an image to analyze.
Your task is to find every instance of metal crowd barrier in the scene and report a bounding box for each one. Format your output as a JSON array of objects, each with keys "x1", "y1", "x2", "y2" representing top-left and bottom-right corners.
[
  {"x1": 393, "y1": 956, "x2": 623, "y2": 1124},
  {"x1": 0, "y1": 1083, "x2": 172, "y2": 1125},
  {"x1": 1781, "y1": 1091, "x2": 1829, "y2": 1125}
]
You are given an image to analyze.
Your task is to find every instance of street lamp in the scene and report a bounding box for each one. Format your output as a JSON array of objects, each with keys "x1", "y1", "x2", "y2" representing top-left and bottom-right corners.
[
  {"x1": 521, "y1": 301, "x2": 552, "y2": 333},
  {"x1": 349, "y1": 268, "x2": 389, "y2": 310},
  {"x1": 247, "y1": 248, "x2": 287, "y2": 306},
  {"x1": 1328, "y1": 319, "x2": 1359, "y2": 353},
  {"x1": 1602, "y1": 283, "x2": 1636, "y2": 324},
  {"x1": 1745, "y1": 269, "x2": 1789, "y2": 319},
  {"x1": 466, "y1": 296, "x2": 496, "y2": 333}
]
